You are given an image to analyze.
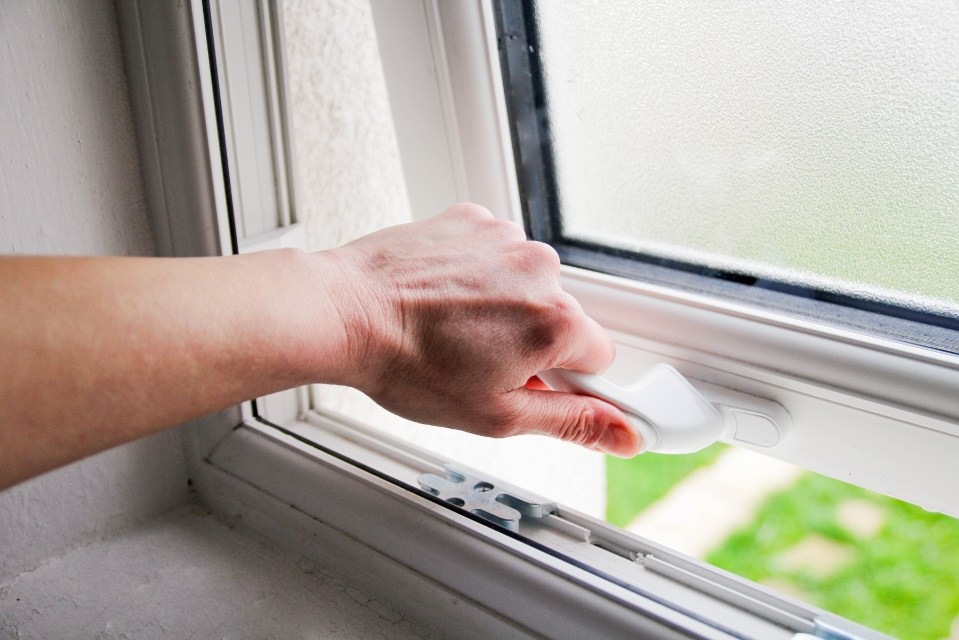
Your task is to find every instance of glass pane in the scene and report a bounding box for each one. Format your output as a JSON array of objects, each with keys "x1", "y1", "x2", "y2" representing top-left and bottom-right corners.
[{"x1": 535, "y1": 1, "x2": 959, "y2": 318}]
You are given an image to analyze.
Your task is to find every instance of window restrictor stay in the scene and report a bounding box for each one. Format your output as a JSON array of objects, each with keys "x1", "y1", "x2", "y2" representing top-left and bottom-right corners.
[
  {"x1": 539, "y1": 364, "x2": 791, "y2": 454},
  {"x1": 418, "y1": 463, "x2": 557, "y2": 532}
]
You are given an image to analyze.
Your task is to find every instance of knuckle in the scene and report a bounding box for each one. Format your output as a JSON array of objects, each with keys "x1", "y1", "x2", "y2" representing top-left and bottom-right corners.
[
  {"x1": 448, "y1": 202, "x2": 493, "y2": 221},
  {"x1": 548, "y1": 297, "x2": 577, "y2": 335},
  {"x1": 508, "y1": 240, "x2": 560, "y2": 273},
  {"x1": 557, "y1": 405, "x2": 602, "y2": 448},
  {"x1": 522, "y1": 294, "x2": 576, "y2": 354},
  {"x1": 488, "y1": 217, "x2": 526, "y2": 240},
  {"x1": 552, "y1": 291, "x2": 579, "y2": 318},
  {"x1": 546, "y1": 293, "x2": 578, "y2": 334},
  {"x1": 526, "y1": 241, "x2": 561, "y2": 270}
]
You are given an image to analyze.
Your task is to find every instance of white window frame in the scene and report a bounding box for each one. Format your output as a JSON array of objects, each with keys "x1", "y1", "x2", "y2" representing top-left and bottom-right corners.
[{"x1": 118, "y1": 1, "x2": 950, "y2": 638}]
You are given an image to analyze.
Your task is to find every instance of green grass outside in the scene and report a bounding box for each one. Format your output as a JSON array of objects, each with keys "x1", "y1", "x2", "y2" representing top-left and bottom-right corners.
[
  {"x1": 706, "y1": 473, "x2": 959, "y2": 640},
  {"x1": 605, "y1": 442, "x2": 725, "y2": 527}
]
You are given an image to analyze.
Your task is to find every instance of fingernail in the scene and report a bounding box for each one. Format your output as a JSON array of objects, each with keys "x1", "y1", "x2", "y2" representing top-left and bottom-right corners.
[{"x1": 595, "y1": 421, "x2": 643, "y2": 458}]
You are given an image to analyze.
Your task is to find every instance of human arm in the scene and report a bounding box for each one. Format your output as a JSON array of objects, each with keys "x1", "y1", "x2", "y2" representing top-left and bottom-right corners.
[{"x1": 0, "y1": 204, "x2": 640, "y2": 489}]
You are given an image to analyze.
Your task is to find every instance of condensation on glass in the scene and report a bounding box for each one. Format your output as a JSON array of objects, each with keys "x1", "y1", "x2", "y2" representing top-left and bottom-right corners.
[{"x1": 535, "y1": 1, "x2": 959, "y2": 317}]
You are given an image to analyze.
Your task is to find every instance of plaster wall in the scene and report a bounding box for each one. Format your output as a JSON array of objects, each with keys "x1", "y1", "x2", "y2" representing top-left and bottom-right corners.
[{"x1": 0, "y1": 0, "x2": 189, "y2": 577}]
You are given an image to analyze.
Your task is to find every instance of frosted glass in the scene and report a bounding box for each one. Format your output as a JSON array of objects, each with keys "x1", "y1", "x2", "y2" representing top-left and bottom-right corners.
[{"x1": 535, "y1": 1, "x2": 959, "y2": 317}]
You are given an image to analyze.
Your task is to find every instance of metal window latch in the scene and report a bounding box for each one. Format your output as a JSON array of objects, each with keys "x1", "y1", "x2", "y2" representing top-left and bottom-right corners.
[
  {"x1": 538, "y1": 363, "x2": 792, "y2": 455},
  {"x1": 418, "y1": 463, "x2": 556, "y2": 532}
]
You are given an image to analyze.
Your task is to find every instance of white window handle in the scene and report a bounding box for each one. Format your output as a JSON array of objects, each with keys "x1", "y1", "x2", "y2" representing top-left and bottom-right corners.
[{"x1": 537, "y1": 364, "x2": 791, "y2": 455}]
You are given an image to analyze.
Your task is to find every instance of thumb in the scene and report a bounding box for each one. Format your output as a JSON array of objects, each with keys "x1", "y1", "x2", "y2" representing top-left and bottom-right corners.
[{"x1": 506, "y1": 388, "x2": 643, "y2": 458}]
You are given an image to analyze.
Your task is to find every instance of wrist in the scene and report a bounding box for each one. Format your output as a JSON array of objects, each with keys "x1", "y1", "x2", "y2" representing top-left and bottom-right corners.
[{"x1": 301, "y1": 246, "x2": 400, "y2": 391}]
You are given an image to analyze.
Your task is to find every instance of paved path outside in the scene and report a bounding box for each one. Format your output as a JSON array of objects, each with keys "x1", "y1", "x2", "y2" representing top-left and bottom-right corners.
[{"x1": 626, "y1": 447, "x2": 805, "y2": 558}]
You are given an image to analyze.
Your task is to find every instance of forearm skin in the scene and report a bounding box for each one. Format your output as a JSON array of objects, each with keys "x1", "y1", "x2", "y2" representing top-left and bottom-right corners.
[{"x1": 0, "y1": 249, "x2": 348, "y2": 488}]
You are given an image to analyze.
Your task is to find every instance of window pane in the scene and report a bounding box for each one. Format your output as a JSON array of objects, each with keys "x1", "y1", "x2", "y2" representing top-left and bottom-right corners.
[{"x1": 535, "y1": 1, "x2": 959, "y2": 318}]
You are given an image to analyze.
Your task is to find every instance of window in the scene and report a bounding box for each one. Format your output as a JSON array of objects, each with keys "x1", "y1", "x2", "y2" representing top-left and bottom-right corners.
[
  {"x1": 123, "y1": 1, "x2": 959, "y2": 638},
  {"x1": 492, "y1": 2, "x2": 959, "y2": 636}
]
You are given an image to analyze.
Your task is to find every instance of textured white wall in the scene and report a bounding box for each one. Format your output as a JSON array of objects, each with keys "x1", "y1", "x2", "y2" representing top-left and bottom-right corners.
[
  {"x1": 284, "y1": 0, "x2": 413, "y2": 250},
  {"x1": 284, "y1": 0, "x2": 606, "y2": 517},
  {"x1": 0, "y1": 0, "x2": 189, "y2": 577}
]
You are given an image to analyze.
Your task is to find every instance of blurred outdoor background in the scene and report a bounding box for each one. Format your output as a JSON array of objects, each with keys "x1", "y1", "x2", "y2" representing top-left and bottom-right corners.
[{"x1": 609, "y1": 446, "x2": 959, "y2": 640}]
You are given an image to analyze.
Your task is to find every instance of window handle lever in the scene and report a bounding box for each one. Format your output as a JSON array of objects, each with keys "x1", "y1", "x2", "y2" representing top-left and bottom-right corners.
[{"x1": 538, "y1": 364, "x2": 790, "y2": 455}]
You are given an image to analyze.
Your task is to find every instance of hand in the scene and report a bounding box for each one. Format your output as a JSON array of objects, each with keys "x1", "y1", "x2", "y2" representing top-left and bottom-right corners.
[{"x1": 324, "y1": 203, "x2": 641, "y2": 457}]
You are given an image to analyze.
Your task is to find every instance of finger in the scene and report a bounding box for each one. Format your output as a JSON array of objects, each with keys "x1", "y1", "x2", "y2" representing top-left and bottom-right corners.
[
  {"x1": 552, "y1": 303, "x2": 617, "y2": 374},
  {"x1": 504, "y1": 387, "x2": 642, "y2": 457},
  {"x1": 524, "y1": 375, "x2": 549, "y2": 391}
]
